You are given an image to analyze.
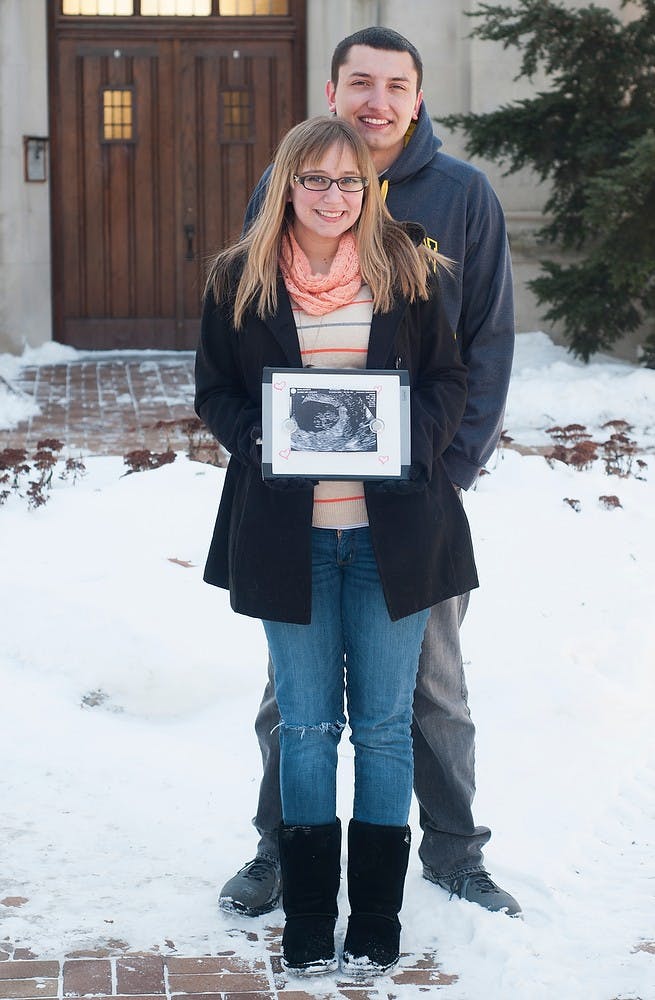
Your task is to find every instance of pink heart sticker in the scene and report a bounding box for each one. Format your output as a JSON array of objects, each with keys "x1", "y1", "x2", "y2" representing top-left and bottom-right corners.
[
  {"x1": 374, "y1": 385, "x2": 383, "y2": 392},
  {"x1": 279, "y1": 448, "x2": 291, "y2": 460},
  {"x1": 274, "y1": 380, "x2": 287, "y2": 390},
  {"x1": 378, "y1": 455, "x2": 389, "y2": 464}
]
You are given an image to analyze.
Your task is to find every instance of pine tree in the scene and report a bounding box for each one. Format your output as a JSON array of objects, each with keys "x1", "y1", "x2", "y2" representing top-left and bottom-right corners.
[{"x1": 439, "y1": 0, "x2": 655, "y2": 365}]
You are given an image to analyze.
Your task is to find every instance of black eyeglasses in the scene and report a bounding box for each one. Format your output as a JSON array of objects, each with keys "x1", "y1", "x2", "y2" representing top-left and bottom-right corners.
[{"x1": 293, "y1": 173, "x2": 368, "y2": 193}]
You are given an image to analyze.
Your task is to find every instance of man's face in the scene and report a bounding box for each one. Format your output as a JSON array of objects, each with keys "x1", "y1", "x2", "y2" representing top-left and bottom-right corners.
[{"x1": 326, "y1": 45, "x2": 423, "y2": 173}]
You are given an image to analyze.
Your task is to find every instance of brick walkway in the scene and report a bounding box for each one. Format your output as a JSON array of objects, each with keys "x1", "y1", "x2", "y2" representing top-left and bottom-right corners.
[
  {"x1": 0, "y1": 929, "x2": 458, "y2": 999},
  {"x1": 0, "y1": 354, "x2": 197, "y2": 456}
]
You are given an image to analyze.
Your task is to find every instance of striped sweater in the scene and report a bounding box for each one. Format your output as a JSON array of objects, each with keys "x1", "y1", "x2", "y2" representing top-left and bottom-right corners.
[{"x1": 291, "y1": 285, "x2": 373, "y2": 529}]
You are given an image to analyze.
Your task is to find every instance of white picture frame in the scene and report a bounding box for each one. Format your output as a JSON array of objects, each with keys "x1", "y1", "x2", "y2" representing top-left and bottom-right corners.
[{"x1": 262, "y1": 367, "x2": 411, "y2": 480}]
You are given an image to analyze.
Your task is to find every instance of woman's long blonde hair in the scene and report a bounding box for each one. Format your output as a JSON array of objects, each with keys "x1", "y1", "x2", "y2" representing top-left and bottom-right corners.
[{"x1": 206, "y1": 116, "x2": 443, "y2": 328}]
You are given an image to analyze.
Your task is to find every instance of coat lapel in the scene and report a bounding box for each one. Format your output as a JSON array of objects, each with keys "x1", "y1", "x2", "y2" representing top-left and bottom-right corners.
[
  {"x1": 366, "y1": 298, "x2": 408, "y2": 369},
  {"x1": 264, "y1": 277, "x2": 303, "y2": 367}
]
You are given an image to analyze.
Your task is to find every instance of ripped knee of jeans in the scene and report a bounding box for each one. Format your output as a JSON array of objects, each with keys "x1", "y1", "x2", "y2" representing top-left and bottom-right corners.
[{"x1": 279, "y1": 719, "x2": 345, "y2": 739}]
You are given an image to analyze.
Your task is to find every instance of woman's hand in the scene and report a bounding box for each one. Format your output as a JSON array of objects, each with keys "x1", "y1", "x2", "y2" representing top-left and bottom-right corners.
[
  {"x1": 249, "y1": 426, "x2": 263, "y2": 468},
  {"x1": 370, "y1": 463, "x2": 427, "y2": 494},
  {"x1": 265, "y1": 477, "x2": 318, "y2": 492}
]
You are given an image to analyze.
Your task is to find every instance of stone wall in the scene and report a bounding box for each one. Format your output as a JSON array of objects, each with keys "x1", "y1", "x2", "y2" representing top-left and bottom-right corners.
[{"x1": 0, "y1": 0, "x2": 51, "y2": 355}]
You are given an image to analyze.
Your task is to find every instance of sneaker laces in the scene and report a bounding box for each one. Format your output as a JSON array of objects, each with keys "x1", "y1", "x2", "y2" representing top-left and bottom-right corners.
[
  {"x1": 242, "y1": 857, "x2": 277, "y2": 883},
  {"x1": 450, "y1": 870, "x2": 498, "y2": 898}
]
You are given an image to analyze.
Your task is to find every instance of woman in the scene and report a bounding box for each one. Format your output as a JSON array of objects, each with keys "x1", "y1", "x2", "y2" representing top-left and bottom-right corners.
[{"x1": 195, "y1": 116, "x2": 478, "y2": 977}]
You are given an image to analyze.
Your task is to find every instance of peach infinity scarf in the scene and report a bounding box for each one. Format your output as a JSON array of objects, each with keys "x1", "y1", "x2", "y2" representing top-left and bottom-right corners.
[{"x1": 279, "y1": 229, "x2": 362, "y2": 316}]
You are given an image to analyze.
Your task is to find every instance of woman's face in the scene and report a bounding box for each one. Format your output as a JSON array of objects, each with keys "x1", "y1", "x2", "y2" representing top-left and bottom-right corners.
[{"x1": 289, "y1": 143, "x2": 365, "y2": 255}]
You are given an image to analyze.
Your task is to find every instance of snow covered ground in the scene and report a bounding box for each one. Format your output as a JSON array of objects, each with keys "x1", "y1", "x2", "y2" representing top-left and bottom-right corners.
[{"x1": 1, "y1": 333, "x2": 654, "y2": 999}]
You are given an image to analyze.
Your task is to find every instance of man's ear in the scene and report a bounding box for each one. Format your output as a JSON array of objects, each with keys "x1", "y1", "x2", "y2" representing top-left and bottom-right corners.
[
  {"x1": 412, "y1": 89, "x2": 424, "y2": 121},
  {"x1": 325, "y1": 79, "x2": 337, "y2": 114}
]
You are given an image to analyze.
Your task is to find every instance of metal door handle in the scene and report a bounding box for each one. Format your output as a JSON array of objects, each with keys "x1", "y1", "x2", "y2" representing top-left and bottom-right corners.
[{"x1": 184, "y1": 223, "x2": 195, "y2": 260}]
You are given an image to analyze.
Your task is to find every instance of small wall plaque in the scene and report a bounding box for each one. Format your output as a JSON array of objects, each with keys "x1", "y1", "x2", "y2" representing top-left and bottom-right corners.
[{"x1": 23, "y1": 136, "x2": 49, "y2": 183}]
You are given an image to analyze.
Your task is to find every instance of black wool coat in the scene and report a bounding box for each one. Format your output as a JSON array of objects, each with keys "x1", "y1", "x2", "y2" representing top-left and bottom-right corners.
[{"x1": 195, "y1": 272, "x2": 479, "y2": 624}]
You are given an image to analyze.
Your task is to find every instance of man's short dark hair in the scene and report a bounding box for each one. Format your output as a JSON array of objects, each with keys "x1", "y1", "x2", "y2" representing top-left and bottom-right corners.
[{"x1": 330, "y1": 27, "x2": 423, "y2": 92}]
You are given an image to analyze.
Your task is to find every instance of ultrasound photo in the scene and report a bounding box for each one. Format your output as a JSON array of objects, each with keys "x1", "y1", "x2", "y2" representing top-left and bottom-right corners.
[{"x1": 289, "y1": 387, "x2": 378, "y2": 453}]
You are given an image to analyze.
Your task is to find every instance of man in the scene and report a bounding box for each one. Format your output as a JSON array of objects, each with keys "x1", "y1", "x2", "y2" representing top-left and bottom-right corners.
[{"x1": 219, "y1": 26, "x2": 520, "y2": 917}]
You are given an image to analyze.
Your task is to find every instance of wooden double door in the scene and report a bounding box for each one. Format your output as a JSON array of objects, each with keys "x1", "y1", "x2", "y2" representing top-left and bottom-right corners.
[{"x1": 50, "y1": 18, "x2": 303, "y2": 349}]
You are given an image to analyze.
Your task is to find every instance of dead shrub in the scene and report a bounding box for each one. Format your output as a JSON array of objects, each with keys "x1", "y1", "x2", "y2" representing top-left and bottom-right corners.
[{"x1": 123, "y1": 448, "x2": 176, "y2": 474}]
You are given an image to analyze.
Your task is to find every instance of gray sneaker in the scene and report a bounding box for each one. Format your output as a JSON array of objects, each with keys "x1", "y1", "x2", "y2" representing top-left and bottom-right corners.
[
  {"x1": 423, "y1": 865, "x2": 522, "y2": 917},
  {"x1": 219, "y1": 855, "x2": 282, "y2": 917}
]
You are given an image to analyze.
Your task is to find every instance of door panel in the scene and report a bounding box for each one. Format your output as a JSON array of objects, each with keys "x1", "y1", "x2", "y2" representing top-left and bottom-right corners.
[
  {"x1": 51, "y1": 20, "x2": 301, "y2": 350},
  {"x1": 178, "y1": 40, "x2": 294, "y2": 340},
  {"x1": 57, "y1": 40, "x2": 178, "y2": 348}
]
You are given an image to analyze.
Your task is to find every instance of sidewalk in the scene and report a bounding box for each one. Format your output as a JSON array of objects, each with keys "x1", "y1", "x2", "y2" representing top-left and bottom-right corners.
[
  {"x1": 0, "y1": 354, "x2": 197, "y2": 456},
  {"x1": 0, "y1": 930, "x2": 458, "y2": 999}
]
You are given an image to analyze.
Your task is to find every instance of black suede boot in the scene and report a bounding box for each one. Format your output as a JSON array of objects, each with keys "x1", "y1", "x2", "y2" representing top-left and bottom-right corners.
[
  {"x1": 341, "y1": 820, "x2": 411, "y2": 977},
  {"x1": 278, "y1": 820, "x2": 341, "y2": 976}
]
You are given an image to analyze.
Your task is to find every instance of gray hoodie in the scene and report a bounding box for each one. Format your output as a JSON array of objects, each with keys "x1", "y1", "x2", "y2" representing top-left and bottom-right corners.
[{"x1": 244, "y1": 103, "x2": 515, "y2": 489}]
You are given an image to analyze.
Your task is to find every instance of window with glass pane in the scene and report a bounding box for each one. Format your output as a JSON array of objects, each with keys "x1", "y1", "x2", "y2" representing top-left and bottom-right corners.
[
  {"x1": 140, "y1": 0, "x2": 212, "y2": 13},
  {"x1": 102, "y1": 89, "x2": 135, "y2": 141},
  {"x1": 220, "y1": 89, "x2": 253, "y2": 140},
  {"x1": 62, "y1": 0, "x2": 134, "y2": 13},
  {"x1": 219, "y1": 0, "x2": 288, "y2": 14}
]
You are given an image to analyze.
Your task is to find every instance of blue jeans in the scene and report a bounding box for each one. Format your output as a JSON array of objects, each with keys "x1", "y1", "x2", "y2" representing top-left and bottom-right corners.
[{"x1": 263, "y1": 527, "x2": 429, "y2": 828}]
